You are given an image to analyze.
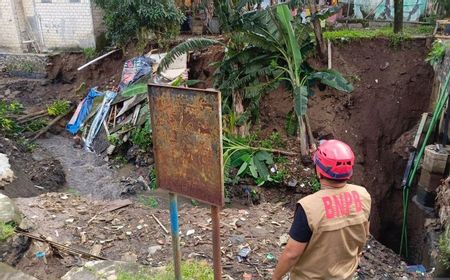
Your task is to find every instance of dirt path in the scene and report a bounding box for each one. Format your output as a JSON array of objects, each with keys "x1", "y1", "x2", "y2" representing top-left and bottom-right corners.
[
  {"x1": 8, "y1": 193, "x2": 409, "y2": 280},
  {"x1": 37, "y1": 136, "x2": 125, "y2": 199}
]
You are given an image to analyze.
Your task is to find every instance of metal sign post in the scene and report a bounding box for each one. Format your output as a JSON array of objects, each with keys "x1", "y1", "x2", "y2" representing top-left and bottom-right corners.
[
  {"x1": 169, "y1": 193, "x2": 182, "y2": 280},
  {"x1": 148, "y1": 84, "x2": 224, "y2": 280}
]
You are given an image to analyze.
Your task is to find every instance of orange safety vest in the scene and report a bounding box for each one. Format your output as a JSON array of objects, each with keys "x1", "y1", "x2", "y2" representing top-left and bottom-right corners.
[{"x1": 290, "y1": 184, "x2": 371, "y2": 280}]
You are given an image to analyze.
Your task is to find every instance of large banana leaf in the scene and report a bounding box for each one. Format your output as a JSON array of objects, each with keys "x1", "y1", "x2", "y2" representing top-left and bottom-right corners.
[
  {"x1": 158, "y1": 38, "x2": 222, "y2": 73},
  {"x1": 293, "y1": 86, "x2": 309, "y2": 117},
  {"x1": 275, "y1": 5, "x2": 302, "y2": 74},
  {"x1": 121, "y1": 83, "x2": 148, "y2": 97},
  {"x1": 308, "y1": 70, "x2": 354, "y2": 93}
]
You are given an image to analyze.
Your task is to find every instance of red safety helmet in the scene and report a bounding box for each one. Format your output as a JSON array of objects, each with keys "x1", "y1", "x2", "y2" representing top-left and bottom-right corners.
[{"x1": 313, "y1": 139, "x2": 354, "y2": 181}]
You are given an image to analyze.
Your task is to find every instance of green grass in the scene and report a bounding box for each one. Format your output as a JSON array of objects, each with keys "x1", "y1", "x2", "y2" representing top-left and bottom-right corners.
[
  {"x1": 0, "y1": 222, "x2": 15, "y2": 241},
  {"x1": 138, "y1": 195, "x2": 159, "y2": 208},
  {"x1": 438, "y1": 226, "x2": 450, "y2": 269},
  {"x1": 117, "y1": 261, "x2": 213, "y2": 280},
  {"x1": 324, "y1": 25, "x2": 434, "y2": 42}
]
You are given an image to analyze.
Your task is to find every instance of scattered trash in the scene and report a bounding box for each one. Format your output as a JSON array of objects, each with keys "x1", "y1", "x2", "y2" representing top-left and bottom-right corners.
[
  {"x1": 186, "y1": 229, "x2": 195, "y2": 236},
  {"x1": 266, "y1": 253, "x2": 276, "y2": 262},
  {"x1": 405, "y1": 264, "x2": 426, "y2": 275},
  {"x1": 66, "y1": 88, "x2": 103, "y2": 135},
  {"x1": 278, "y1": 233, "x2": 289, "y2": 247},
  {"x1": 237, "y1": 247, "x2": 251, "y2": 263},
  {"x1": 287, "y1": 179, "x2": 298, "y2": 187},
  {"x1": 65, "y1": 218, "x2": 75, "y2": 224},
  {"x1": 147, "y1": 245, "x2": 162, "y2": 256},
  {"x1": 35, "y1": 251, "x2": 45, "y2": 259}
]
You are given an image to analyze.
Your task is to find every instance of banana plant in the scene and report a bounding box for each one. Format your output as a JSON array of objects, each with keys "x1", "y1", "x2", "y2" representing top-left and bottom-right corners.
[{"x1": 159, "y1": 3, "x2": 353, "y2": 153}]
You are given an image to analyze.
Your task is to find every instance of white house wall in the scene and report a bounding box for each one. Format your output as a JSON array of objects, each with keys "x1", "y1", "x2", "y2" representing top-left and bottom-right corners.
[
  {"x1": 34, "y1": 0, "x2": 95, "y2": 49},
  {"x1": 0, "y1": 0, "x2": 22, "y2": 51}
]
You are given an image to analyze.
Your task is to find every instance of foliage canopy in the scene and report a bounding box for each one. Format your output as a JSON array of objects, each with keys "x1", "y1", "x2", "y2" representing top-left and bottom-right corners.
[{"x1": 93, "y1": 0, "x2": 185, "y2": 48}]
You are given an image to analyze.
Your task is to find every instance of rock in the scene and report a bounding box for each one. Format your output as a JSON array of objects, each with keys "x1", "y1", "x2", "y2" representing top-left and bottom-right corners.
[
  {"x1": 18, "y1": 216, "x2": 35, "y2": 231},
  {"x1": 380, "y1": 62, "x2": 390, "y2": 71},
  {"x1": 0, "y1": 263, "x2": 38, "y2": 280},
  {"x1": 287, "y1": 179, "x2": 298, "y2": 188},
  {"x1": 278, "y1": 233, "x2": 289, "y2": 247},
  {"x1": 0, "y1": 193, "x2": 21, "y2": 224},
  {"x1": 61, "y1": 260, "x2": 163, "y2": 280},
  {"x1": 147, "y1": 245, "x2": 162, "y2": 256},
  {"x1": 0, "y1": 153, "x2": 15, "y2": 187},
  {"x1": 4, "y1": 89, "x2": 11, "y2": 96}
]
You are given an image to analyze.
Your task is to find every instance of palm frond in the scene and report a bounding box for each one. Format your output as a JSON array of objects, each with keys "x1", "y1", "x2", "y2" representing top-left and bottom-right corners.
[{"x1": 158, "y1": 38, "x2": 223, "y2": 73}]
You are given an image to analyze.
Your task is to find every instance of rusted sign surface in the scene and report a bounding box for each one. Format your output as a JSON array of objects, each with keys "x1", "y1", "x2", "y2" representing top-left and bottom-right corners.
[{"x1": 148, "y1": 84, "x2": 224, "y2": 206}]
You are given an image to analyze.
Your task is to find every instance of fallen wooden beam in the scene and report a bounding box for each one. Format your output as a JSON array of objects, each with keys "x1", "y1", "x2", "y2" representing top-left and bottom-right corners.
[
  {"x1": 18, "y1": 231, "x2": 109, "y2": 260},
  {"x1": 29, "y1": 106, "x2": 74, "y2": 142}
]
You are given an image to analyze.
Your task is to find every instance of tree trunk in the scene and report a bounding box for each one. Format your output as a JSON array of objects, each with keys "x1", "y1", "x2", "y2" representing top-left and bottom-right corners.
[
  {"x1": 309, "y1": 0, "x2": 327, "y2": 60},
  {"x1": 393, "y1": 0, "x2": 403, "y2": 33},
  {"x1": 298, "y1": 115, "x2": 309, "y2": 157},
  {"x1": 204, "y1": 0, "x2": 214, "y2": 30},
  {"x1": 232, "y1": 91, "x2": 248, "y2": 137}
]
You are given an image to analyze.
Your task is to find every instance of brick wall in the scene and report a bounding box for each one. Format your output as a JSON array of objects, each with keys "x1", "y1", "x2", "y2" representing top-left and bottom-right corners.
[
  {"x1": 34, "y1": 0, "x2": 95, "y2": 49},
  {"x1": 0, "y1": 0, "x2": 21, "y2": 51}
]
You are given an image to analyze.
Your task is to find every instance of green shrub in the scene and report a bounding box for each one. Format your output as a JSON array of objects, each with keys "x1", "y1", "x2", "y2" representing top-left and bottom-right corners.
[
  {"x1": 426, "y1": 40, "x2": 447, "y2": 67},
  {"x1": 83, "y1": 47, "x2": 97, "y2": 60},
  {"x1": 92, "y1": 0, "x2": 185, "y2": 48},
  {"x1": 131, "y1": 118, "x2": 152, "y2": 150},
  {"x1": 0, "y1": 101, "x2": 23, "y2": 134},
  {"x1": 0, "y1": 222, "x2": 15, "y2": 241},
  {"x1": 47, "y1": 100, "x2": 70, "y2": 117}
]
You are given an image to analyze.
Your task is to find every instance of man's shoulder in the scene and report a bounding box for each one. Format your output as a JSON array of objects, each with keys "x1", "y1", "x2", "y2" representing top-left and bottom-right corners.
[{"x1": 347, "y1": 183, "x2": 371, "y2": 199}]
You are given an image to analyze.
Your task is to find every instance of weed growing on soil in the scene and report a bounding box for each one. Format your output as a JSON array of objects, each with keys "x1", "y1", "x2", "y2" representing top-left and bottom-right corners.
[
  {"x1": 426, "y1": 40, "x2": 447, "y2": 67},
  {"x1": 261, "y1": 132, "x2": 284, "y2": 149},
  {"x1": 113, "y1": 155, "x2": 128, "y2": 166},
  {"x1": 309, "y1": 175, "x2": 321, "y2": 193},
  {"x1": 0, "y1": 101, "x2": 22, "y2": 134},
  {"x1": 107, "y1": 135, "x2": 123, "y2": 146},
  {"x1": 83, "y1": 47, "x2": 97, "y2": 61},
  {"x1": 47, "y1": 100, "x2": 70, "y2": 117},
  {"x1": 5, "y1": 61, "x2": 39, "y2": 73},
  {"x1": 22, "y1": 119, "x2": 47, "y2": 132},
  {"x1": 324, "y1": 25, "x2": 433, "y2": 42},
  {"x1": 0, "y1": 222, "x2": 15, "y2": 241},
  {"x1": 438, "y1": 226, "x2": 450, "y2": 269},
  {"x1": 148, "y1": 168, "x2": 157, "y2": 190},
  {"x1": 131, "y1": 118, "x2": 152, "y2": 150},
  {"x1": 138, "y1": 195, "x2": 158, "y2": 208}
]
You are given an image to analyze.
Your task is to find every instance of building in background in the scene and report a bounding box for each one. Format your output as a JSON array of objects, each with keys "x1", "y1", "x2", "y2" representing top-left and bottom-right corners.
[{"x1": 0, "y1": 0, "x2": 105, "y2": 53}]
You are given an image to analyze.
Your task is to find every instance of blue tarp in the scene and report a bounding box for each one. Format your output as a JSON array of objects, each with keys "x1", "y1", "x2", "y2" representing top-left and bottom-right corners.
[
  {"x1": 66, "y1": 88, "x2": 103, "y2": 135},
  {"x1": 84, "y1": 90, "x2": 117, "y2": 151},
  {"x1": 119, "y1": 56, "x2": 153, "y2": 91}
]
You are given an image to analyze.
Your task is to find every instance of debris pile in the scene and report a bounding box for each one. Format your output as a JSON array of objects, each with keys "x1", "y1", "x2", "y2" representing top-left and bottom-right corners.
[{"x1": 65, "y1": 52, "x2": 188, "y2": 165}]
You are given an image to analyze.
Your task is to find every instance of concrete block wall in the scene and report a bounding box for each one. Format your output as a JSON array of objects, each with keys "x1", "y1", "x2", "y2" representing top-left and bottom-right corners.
[
  {"x1": 0, "y1": 0, "x2": 21, "y2": 51},
  {"x1": 34, "y1": 0, "x2": 96, "y2": 49},
  {"x1": 91, "y1": 4, "x2": 105, "y2": 36}
]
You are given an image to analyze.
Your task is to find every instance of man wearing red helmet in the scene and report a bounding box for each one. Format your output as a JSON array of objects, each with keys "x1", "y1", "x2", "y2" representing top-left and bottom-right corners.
[{"x1": 272, "y1": 140, "x2": 371, "y2": 280}]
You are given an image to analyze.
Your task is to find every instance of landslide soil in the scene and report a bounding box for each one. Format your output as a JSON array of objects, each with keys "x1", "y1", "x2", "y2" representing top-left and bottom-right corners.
[{"x1": 259, "y1": 38, "x2": 434, "y2": 256}]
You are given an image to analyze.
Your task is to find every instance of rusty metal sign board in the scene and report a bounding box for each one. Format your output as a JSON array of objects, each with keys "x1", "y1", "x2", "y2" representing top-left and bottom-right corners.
[{"x1": 148, "y1": 84, "x2": 224, "y2": 206}]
